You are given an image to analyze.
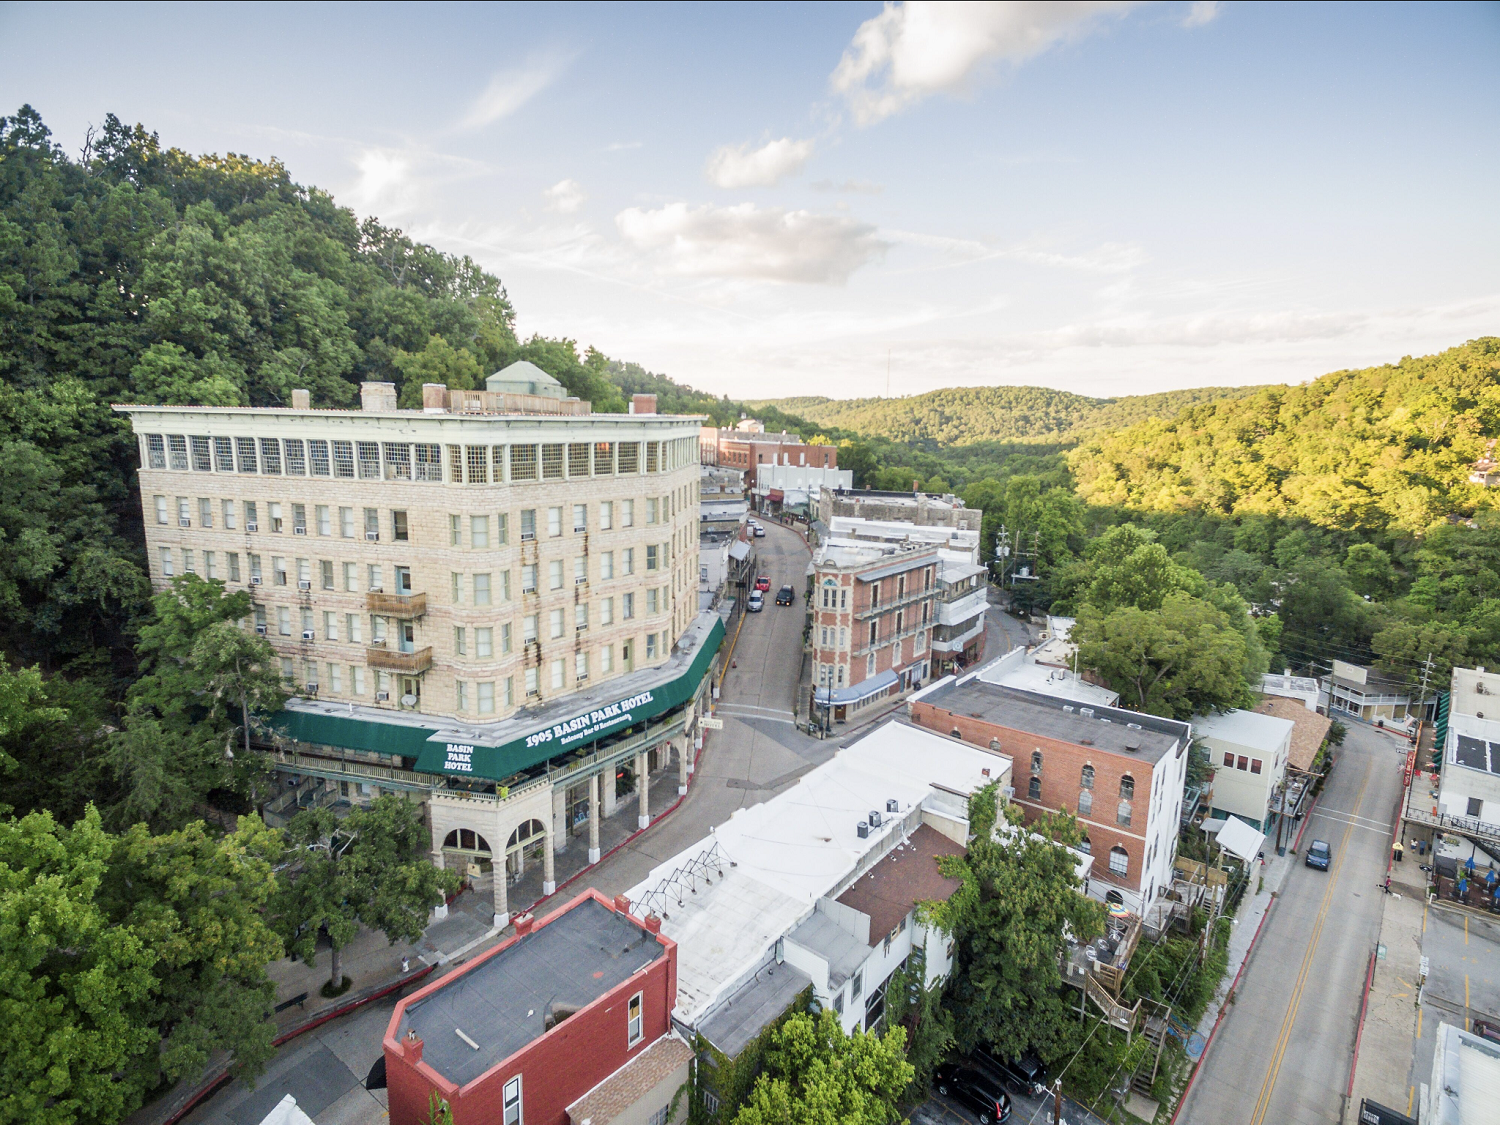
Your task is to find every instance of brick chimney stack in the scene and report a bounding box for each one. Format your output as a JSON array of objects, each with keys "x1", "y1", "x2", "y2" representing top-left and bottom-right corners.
[
  {"x1": 290, "y1": 389, "x2": 311, "y2": 410},
  {"x1": 629, "y1": 394, "x2": 657, "y2": 415}
]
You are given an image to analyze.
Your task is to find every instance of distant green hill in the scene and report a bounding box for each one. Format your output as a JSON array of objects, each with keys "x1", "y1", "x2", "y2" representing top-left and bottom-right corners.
[{"x1": 745, "y1": 384, "x2": 1264, "y2": 446}]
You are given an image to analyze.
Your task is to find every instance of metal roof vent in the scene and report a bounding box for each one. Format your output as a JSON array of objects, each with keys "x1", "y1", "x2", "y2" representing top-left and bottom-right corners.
[
  {"x1": 1125, "y1": 742, "x2": 1141, "y2": 753},
  {"x1": 1080, "y1": 707, "x2": 1095, "y2": 718}
]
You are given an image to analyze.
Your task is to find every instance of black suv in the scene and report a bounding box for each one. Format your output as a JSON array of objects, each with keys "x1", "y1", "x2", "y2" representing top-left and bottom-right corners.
[
  {"x1": 934, "y1": 1062, "x2": 1012, "y2": 1124},
  {"x1": 969, "y1": 1046, "x2": 1049, "y2": 1097},
  {"x1": 775, "y1": 585, "x2": 795, "y2": 605}
]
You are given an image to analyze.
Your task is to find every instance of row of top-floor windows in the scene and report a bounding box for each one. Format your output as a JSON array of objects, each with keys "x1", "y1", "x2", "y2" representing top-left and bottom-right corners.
[
  {"x1": 815, "y1": 566, "x2": 934, "y2": 610},
  {"x1": 141, "y1": 434, "x2": 698, "y2": 483},
  {"x1": 153, "y1": 495, "x2": 694, "y2": 541}
]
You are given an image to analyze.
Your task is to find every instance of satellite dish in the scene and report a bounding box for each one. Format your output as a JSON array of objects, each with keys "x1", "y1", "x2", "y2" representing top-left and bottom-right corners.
[{"x1": 400, "y1": 694, "x2": 418, "y2": 707}]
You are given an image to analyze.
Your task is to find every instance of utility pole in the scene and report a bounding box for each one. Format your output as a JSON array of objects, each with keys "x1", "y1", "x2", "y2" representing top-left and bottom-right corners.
[
  {"x1": 1052, "y1": 1078, "x2": 1063, "y2": 1125},
  {"x1": 1418, "y1": 651, "x2": 1435, "y2": 720},
  {"x1": 994, "y1": 523, "x2": 1012, "y2": 586}
]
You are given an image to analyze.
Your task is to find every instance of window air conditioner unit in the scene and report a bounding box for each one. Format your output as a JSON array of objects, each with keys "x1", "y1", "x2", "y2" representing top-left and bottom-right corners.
[
  {"x1": 365, "y1": 531, "x2": 379, "y2": 541},
  {"x1": 294, "y1": 526, "x2": 307, "y2": 535},
  {"x1": 576, "y1": 673, "x2": 588, "y2": 682},
  {"x1": 576, "y1": 624, "x2": 588, "y2": 632},
  {"x1": 179, "y1": 518, "x2": 191, "y2": 527},
  {"x1": 255, "y1": 624, "x2": 267, "y2": 634},
  {"x1": 521, "y1": 532, "x2": 536, "y2": 541},
  {"x1": 305, "y1": 682, "x2": 318, "y2": 694},
  {"x1": 576, "y1": 576, "x2": 588, "y2": 585},
  {"x1": 249, "y1": 576, "x2": 262, "y2": 586},
  {"x1": 369, "y1": 585, "x2": 383, "y2": 593},
  {"x1": 526, "y1": 688, "x2": 540, "y2": 698},
  {"x1": 301, "y1": 630, "x2": 315, "y2": 641},
  {"x1": 370, "y1": 638, "x2": 386, "y2": 646},
  {"x1": 246, "y1": 522, "x2": 259, "y2": 532},
  {"x1": 298, "y1": 580, "x2": 311, "y2": 591},
  {"x1": 375, "y1": 690, "x2": 390, "y2": 701}
]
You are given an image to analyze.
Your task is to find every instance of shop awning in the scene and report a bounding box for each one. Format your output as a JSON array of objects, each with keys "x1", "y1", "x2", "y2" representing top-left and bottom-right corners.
[
  {"x1": 276, "y1": 617, "x2": 724, "y2": 783},
  {"x1": 768, "y1": 488, "x2": 785, "y2": 502},
  {"x1": 814, "y1": 667, "x2": 899, "y2": 706}
]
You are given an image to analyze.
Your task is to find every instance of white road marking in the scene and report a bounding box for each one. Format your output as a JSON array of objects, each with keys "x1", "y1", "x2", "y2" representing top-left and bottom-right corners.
[{"x1": 1309, "y1": 808, "x2": 1392, "y2": 834}]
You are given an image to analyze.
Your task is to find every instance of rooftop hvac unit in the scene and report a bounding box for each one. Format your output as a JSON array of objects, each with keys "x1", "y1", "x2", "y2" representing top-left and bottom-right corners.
[
  {"x1": 179, "y1": 518, "x2": 191, "y2": 527},
  {"x1": 301, "y1": 630, "x2": 315, "y2": 641},
  {"x1": 250, "y1": 576, "x2": 262, "y2": 585},
  {"x1": 1080, "y1": 707, "x2": 1095, "y2": 718},
  {"x1": 255, "y1": 624, "x2": 267, "y2": 634},
  {"x1": 365, "y1": 531, "x2": 379, "y2": 541},
  {"x1": 294, "y1": 526, "x2": 307, "y2": 535},
  {"x1": 375, "y1": 690, "x2": 390, "y2": 701},
  {"x1": 1478, "y1": 683, "x2": 1488, "y2": 695},
  {"x1": 246, "y1": 522, "x2": 259, "y2": 532},
  {"x1": 298, "y1": 580, "x2": 311, "y2": 591},
  {"x1": 869, "y1": 809, "x2": 883, "y2": 828},
  {"x1": 886, "y1": 798, "x2": 899, "y2": 813},
  {"x1": 856, "y1": 821, "x2": 870, "y2": 839},
  {"x1": 400, "y1": 694, "x2": 418, "y2": 707}
]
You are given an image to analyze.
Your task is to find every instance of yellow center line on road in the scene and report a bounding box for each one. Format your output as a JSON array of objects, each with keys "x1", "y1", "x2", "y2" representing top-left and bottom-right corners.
[{"x1": 1247, "y1": 756, "x2": 1372, "y2": 1125}]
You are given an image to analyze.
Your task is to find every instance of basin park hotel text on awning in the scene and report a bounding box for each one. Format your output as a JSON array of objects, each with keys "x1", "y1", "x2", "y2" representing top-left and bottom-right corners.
[{"x1": 115, "y1": 373, "x2": 723, "y2": 925}]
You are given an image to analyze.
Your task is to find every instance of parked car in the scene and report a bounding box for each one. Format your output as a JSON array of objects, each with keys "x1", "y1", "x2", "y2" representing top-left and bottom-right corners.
[
  {"x1": 748, "y1": 591, "x2": 764, "y2": 612},
  {"x1": 934, "y1": 1062, "x2": 1012, "y2": 1124},
  {"x1": 1472, "y1": 1019, "x2": 1500, "y2": 1045},
  {"x1": 754, "y1": 575, "x2": 771, "y2": 592},
  {"x1": 968, "y1": 1046, "x2": 1048, "y2": 1097},
  {"x1": 1306, "y1": 839, "x2": 1331, "y2": 870},
  {"x1": 775, "y1": 584, "x2": 795, "y2": 605},
  {"x1": 752, "y1": 523, "x2": 766, "y2": 537}
]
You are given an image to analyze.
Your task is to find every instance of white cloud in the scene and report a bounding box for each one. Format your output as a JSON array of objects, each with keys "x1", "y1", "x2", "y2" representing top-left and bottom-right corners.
[
  {"x1": 615, "y1": 201, "x2": 887, "y2": 284},
  {"x1": 704, "y1": 137, "x2": 816, "y2": 188},
  {"x1": 831, "y1": 1, "x2": 1140, "y2": 124},
  {"x1": 347, "y1": 150, "x2": 411, "y2": 215},
  {"x1": 544, "y1": 179, "x2": 587, "y2": 214},
  {"x1": 459, "y1": 52, "x2": 572, "y2": 130},
  {"x1": 1182, "y1": 1, "x2": 1222, "y2": 28},
  {"x1": 810, "y1": 178, "x2": 884, "y2": 194}
]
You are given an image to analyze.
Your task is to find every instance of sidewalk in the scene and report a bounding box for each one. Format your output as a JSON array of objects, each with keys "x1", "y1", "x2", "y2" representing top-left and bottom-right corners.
[{"x1": 1348, "y1": 888, "x2": 1423, "y2": 1116}]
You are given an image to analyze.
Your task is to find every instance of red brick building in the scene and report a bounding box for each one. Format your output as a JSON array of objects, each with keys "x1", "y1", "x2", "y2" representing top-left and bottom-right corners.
[
  {"x1": 811, "y1": 542, "x2": 939, "y2": 724},
  {"x1": 699, "y1": 426, "x2": 836, "y2": 483},
  {"x1": 909, "y1": 678, "x2": 1191, "y2": 912},
  {"x1": 384, "y1": 889, "x2": 690, "y2": 1125}
]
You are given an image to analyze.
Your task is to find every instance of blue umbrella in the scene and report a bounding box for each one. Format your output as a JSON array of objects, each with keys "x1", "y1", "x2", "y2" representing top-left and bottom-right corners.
[
  {"x1": 1487, "y1": 868, "x2": 1497, "y2": 888},
  {"x1": 1466, "y1": 855, "x2": 1477, "y2": 874},
  {"x1": 1457, "y1": 876, "x2": 1469, "y2": 896}
]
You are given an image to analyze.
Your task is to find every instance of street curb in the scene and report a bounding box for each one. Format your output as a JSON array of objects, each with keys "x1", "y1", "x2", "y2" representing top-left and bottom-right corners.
[{"x1": 1346, "y1": 949, "x2": 1379, "y2": 1102}]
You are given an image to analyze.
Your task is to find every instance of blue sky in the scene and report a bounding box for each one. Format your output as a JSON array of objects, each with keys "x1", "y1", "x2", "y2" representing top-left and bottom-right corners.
[{"x1": 2, "y1": 1, "x2": 1497, "y2": 399}]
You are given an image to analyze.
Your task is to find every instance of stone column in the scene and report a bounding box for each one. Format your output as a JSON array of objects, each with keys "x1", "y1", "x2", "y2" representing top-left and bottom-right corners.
[
  {"x1": 637, "y1": 750, "x2": 651, "y2": 830},
  {"x1": 542, "y1": 826, "x2": 556, "y2": 896},
  {"x1": 552, "y1": 786, "x2": 568, "y2": 854},
  {"x1": 678, "y1": 740, "x2": 689, "y2": 795},
  {"x1": 493, "y1": 854, "x2": 508, "y2": 929},
  {"x1": 588, "y1": 773, "x2": 601, "y2": 865},
  {"x1": 602, "y1": 766, "x2": 619, "y2": 817}
]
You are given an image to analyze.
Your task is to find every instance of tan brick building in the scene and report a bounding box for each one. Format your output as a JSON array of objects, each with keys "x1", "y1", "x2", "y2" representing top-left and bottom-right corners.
[
  {"x1": 909, "y1": 678, "x2": 1191, "y2": 912},
  {"x1": 116, "y1": 380, "x2": 722, "y2": 924}
]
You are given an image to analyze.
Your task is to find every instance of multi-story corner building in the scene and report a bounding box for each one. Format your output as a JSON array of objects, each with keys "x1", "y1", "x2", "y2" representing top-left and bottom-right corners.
[
  {"x1": 909, "y1": 675, "x2": 1191, "y2": 914},
  {"x1": 116, "y1": 380, "x2": 721, "y2": 924},
  {"x1": 814, "y1": 487, "x2": 979, "y2": 531},
  {"x1": 809, "y1": 541, "x2": 939, "y2": 723},
  {"x1": 698, "y1": 425, "x2": 837, "y2": 487}
]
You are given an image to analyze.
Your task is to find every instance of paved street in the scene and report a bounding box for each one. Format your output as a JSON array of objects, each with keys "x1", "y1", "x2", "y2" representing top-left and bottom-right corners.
[{"x1": 1179, "y1": 720, "x2": 1405, "y2": 1125}]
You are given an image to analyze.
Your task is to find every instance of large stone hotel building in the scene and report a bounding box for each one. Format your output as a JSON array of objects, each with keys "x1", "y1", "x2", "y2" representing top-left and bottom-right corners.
[{"x1": 115, "y1": 369, "x2": 722, "y2": 924}]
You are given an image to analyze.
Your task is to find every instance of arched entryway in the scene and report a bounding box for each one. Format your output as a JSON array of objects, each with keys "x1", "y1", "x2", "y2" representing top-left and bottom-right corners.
[{"x1": 504, "y1": 818, "x2": 548, "y2": 881}]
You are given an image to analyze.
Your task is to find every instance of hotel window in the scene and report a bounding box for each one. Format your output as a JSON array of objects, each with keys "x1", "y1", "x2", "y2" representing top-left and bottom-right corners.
[
  {"x1": 199, "y1": 497, "x2": 213, "y2": 527},
  {"x1": 573, "y1": 503, "x2": 587, "y2": 532},
  {"x1": 268, "y1": 502, "x2": 283, "y2": 533},
  {"x1": 292, "y1": 504, "x2": 307, "y2": 534},
  {"x1": 601, "y1": 645, "x2": 613, "y2": 673},
  {"x1": 549, "y1": 560, "x2": 563, "y2": 590},
  {"x1": 594, "y1": 442, "x2": 615, "y2": 475},
  {"x1": 368, "y1": 563, "x2": 382, "y2": 592},
  {"x1": 646, "y1": 633, "x2": 658, "y2": 660},
  {"x1": 163, "y1": 434, "x2": 188, "y2": 470},
  {"x1": 382, "y1": 443, "x2": 411, "y2": 481},
  {"x1": 622, "y1": 592, "x2": 634, "y2": 620},
  {"x1": 324, "y1": 612, "x2": 339, "y2": 641},
  {"x1": 331, "y1": 440, "x2": 355, "y2": 478},
  {"x1": 648, "y1": 589, "x2": 659, "y2": 615},
  {"x1": 158, "y1": 547, "x2": 174, "y2": 576},
  {"x1": 357, "y1": 442, "x2": 381, "y2": 480},
  {"x1": 351, "y1": 667, "x2": 365, "y2": 695},
  {"x1": 575, "y1": 603, "x2": 588, "y2": 631},
  {"x1": 339, "y1": 507, "x2": 354, "y2": 538},
  {"x1": 600, "y1": 500, "x2": 613, "y2": 530},
  {"x1": 548, "y1": 506, "x2": 563, "y2": 537},
  {"x1": 277, "y1": 607, "x2": 291, "y2": 636},
  {"x1": 549, "y1": 609, "x2": 564, "y2": 639},
  {"x1": 471, "y1": 515, "x2": 490, "y2": 548},
  {"x1": 646, "y1": 545, "x2": 659, "y2": 571},
  {"x1": 478, "y1": 681, "x2": 495, "y2": 715},
  {"x1": 272, "y1": 556, "x2": 287, "y2": 586},
  {"x1": 392, "y1": 510, "x2": 408, "y2": 542},
  {"x1": 622, "y1": 548, "x2": 635, "y2": 576},
  {"x1": 501, "y1": 623, "x2": 512, "y2": 654},
  {"x1": 465, "y1": 445, "x2": 488, "y2": 484},
  {"x1": 524, "y1": 615, "x2": 538, "y2": 643},
  {"x1": 455, "y1": 681, "x2": 468, "y2": 711},
  {"x1": 510, "y1": 444, "x2": 538, "y2": 482},
  {"x1": 249, "y1": 554, "x2": 263, "y2": 583},
  {"x1": 601, "y1": 597, "x2": 614, "y2": 626},
  {"x1": 627, "y1": 993, "x2": 643, "y2": 1047},
  {"x1": 451, "y1": 573, "x2": 462, "y2": 603},
  {"x1": 476, "y1": 627, "x2": 493, "y2": 658},
  {"x1": 346, "y1": 614, "x2": 362, "y2": 643},
  {"x1": 520, "y1": 509, "x2": 537, "y2": 541},
  {"x1": 647, "y1": 498, "x2": 659, "y2": 525},
  {"x1": 541, "y1": 444, "x2": 564, "y2": 479},
  {"x1": 327, "y1": 664, "x2": 342, "y2": 693},
  {"x1": 450, "y1": 515, "x2": 461, "y2": 546},
  {"x1": 454, "y1": 627, "x2": 467, "y2": 656},
  {"x1": 218, "y1": 499, "x2": 235, "y2": 530},
  {"x1": 503, "y1": 1076, "x2": 522, "y2": 1125},
  {"x1": 621, "y1": 499, "x2": 634, "y2": 527},
  {"x1": 568, "y1": 442, "x2": 591, "y2": 477},
  {"x1": 474, "y1": 574, "x2": 492, "y2": 606},
  {"x1": 496, "y1": 513, "x2": 509, "y2": 545},
  {"x1": 601, "y1": 551, "x2": 614, "y2": 580},
  {"x1": 321, "y1": 560, "x2": 334, "y2": 590},
  {"x1": 145, "y1": 434, "x2": 167, "y2": 469},
  {"x1": 343, "y1": 562, "x2": 357, "y2": 592},
  {"x1": 1250, "y1": 758, "x2": 1263, "y2": 775},
  {"x1": 1223, "y1": 752, "x2": 1234, "y2": 768},
  {"x1": 308, "y1": 439, "x2": 330, "y2": 476},
  {"x1": 228, "y1": 553, "x2": 240, "y2": 582},
  {"x1": 415, "y1": 443, "x2": 442, "y2": 481},
  {"x1": 575, "y1": 651, "x2": 588, "y2": 680},
  {"x1": 1109, "y1": 847, "x2": 1129, "y2": 876},
  {"x1": 550, "y1": 658, "x2": 565, "y2": 690},
  {"x1": 574, "y1": 556, "x2": 588, "y2": 585},
  {"x1": 618, "y1": 442, "x2": 640, "y2": 474},
  {"x1": 154, "y1": 495, "x2": 168, "y2": 524},
  {"x1": 284, "y1": 439, "x2": 306, "y2": 475},
  {"x1": 504, "y1": 677, "x2": 515, "y2": 706}
]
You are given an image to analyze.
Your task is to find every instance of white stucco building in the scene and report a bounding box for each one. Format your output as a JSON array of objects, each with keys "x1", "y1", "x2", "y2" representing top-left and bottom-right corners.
[{"x1": 1195, "y1": 708, "x2": 1296, "y2": 832}]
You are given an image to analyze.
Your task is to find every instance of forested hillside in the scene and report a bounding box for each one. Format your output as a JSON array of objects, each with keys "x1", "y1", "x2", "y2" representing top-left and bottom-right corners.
[{"x1": 747, "y1": 384, "x2": 1261, "y2": 447}]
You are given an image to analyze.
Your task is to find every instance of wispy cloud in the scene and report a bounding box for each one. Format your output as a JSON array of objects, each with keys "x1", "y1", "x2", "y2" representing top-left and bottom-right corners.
[
  {"x1": 458, "y1": 51, "x2": 573, "y2": 130},
  {"x1": 604, "y1": 140, "x2": 644, "y2": 152},
  {"x1": 810, "y1": 178, "x2": 884, "y2": 194},
  {"x1": 704, "y1": 137, "x2": 816, "y2": 188},
  {"x1": 544, "y1": 179, "x2": 587, "y2": 214},
  {"x1": 615, "y1": 201, "x2": 888, "y2": 284},
  {"x1": 1182, "y1": 1, "x2": 1222, "y2": 28},
  {"x1": 831, "y1": 1, "x2": 1141, "y2": 125}
]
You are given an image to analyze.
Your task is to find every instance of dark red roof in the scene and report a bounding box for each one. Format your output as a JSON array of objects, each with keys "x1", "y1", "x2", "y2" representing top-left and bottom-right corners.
[{"x1": 835, "y1": 824, "x2": 966, "y2": 944}]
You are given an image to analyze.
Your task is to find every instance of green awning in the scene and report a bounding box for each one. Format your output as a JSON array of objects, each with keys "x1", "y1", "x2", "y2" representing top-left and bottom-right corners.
[{"x1": 274, "y1": 617, "x2": 724, "y2": 783}]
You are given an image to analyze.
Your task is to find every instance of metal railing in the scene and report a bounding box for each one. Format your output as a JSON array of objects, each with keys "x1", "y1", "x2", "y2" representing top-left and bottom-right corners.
[
  {"x1": 367, "y1": 591, "x2": 428, "y2": 617},
  {"x1": 854, "y1": 587, "x2": 935, "y2": 621},
  {"x1": 366, "y1": 645, "x2": 433, "y2": 673},
  {"x1": 1403, "y1": 806, "x2": 1500, "y2": 848},
  {"x1": 852, "y1": 620, "x2": 929, "y2": 656}
]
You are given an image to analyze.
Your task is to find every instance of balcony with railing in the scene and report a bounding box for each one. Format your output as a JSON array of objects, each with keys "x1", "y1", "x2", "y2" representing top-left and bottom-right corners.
[
  {"x1": 366, "y1": 645, "x2": 433, "y2": 673},
  {"x1": 367, "y1": 591, "x2": 428, "y2": 617},
  {"x1": 929, "y1": 617, "x2": 985, "y2": 654},
  {"x1": 854, "y1": 587, "x2": 935, "y2": 620},
  {"x1": 852, "y1": 620, "x2": 929, "y2": 657},
  {"x1": 937, "y1": 586, "x2": 987, "y2": 627}
]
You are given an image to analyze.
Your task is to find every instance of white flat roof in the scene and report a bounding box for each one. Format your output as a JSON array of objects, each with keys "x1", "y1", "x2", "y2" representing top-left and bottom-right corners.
[
  {"x1": 973, "y1": 649, "x2": 1120, "y2": 707},
  {"x1": 624, "y1": 720, "x2": 1012, "y2": 1024},
  {"x1": 1192, "y1": 708, "x2": 1295, "y2": 752}
]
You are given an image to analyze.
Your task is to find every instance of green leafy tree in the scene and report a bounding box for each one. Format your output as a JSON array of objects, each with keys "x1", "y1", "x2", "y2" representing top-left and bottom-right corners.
[
  {"x1": 276, "y1": 795, "x2": 459, "y2": 989},
  {"x1": 0, "y1": 807, "x2": 158, "y2": 1125},
  {"x1": 190, "y1": 618, "x2": 287, "y2": 762},
  {"x1": 925, "y1": 785, "x2": 1104, "y2": 1063},
  {"x1": 882, "y1": 965, "x2": 954, "y2": 1098},
  {"x1": 732, "y1": 1008, "x2": 913, "y2": 1125},
  {"x1": 0, "y1": 657, "x2": 66, "y2": 781},
  {"x1": 101, "y1": 815, "x2": 285, "y2": 1089},
  {"x1": 393, "y1": 333, "x2": 483, "y2": 407}
]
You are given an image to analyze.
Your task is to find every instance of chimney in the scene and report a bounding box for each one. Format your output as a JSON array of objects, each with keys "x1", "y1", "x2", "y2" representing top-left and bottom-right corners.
[
  {"x1": 643, "y1": 913, "x2": 663, "y2": 934},
  {"x1": 290, "y1": 389, "x2": 311, "y2": 410},
  {"x1": 1284, "y1": 667, "x2": 1292, "y2": 678},
  {"x1": 613, "y1": 893, "x2": 632, "y2": 914},
  {"x1": 513, "y1": 912, "x2": 535, "y2": 936},
  {"x1": 422, "y1": 383, "x2": 449, "y2": 413},
  {"x1": 360, "y1": 381, "x2": 398, "y2": 412},
  {"x1": 630, "y1": 394, "x2": 657, "y2": 415},
  {"x1": 404, "y1": 1028, "x2": 424, "y2": 1063}
]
